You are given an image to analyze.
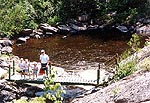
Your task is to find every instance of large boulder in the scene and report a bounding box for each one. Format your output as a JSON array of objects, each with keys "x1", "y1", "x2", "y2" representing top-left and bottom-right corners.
[
  {"x1": 16, "y1": 37, "x2": 30, "y2": 44},
  {"x1": 72, "y1": 70, "x2": 150, "y2": 103},
  {"x1": 1, "y1": 46, "x2": 13, "y2": 54},
  {"x1": 0, "y1": 82, "x2": 43, "y2": 102},
  {"x1": 136, "y1": 25, "x2": 150, "y2": 36},
  {"x1": 20, "y1": 29, "x2": 33, "y2": 36},
  {"x1": 0, "y1": 39, "x2": 13, "y2": 47},
  {"x1": 39, "y1": 23, "x2": 59, "y2": 34}
]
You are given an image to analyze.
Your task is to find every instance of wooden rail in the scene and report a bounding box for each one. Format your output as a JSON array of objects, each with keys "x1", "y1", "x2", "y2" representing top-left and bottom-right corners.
[
  {"x1": 5, "y1": 53, "x2": 119, "y2": 86},
  {"x1": 7, "y1": 62, "x2": 101, "y2": 86}
]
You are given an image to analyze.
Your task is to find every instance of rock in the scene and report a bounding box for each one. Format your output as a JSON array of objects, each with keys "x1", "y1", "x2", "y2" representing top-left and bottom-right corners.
[
  {"x1": 26, "y1": 86, "x2": 43, "y2": 97},
  {"x1": 0, "y1": 39, "x2": 13, "y2": 47},
  {"x1": 62, "y1": 35, "x2": 67, "y2": 39},
  {"x1": 20, "y1": 29, "x2": 33, "y2": 36},
  {"x1": 0, "y1": 61, "x2": 9, "y2": 68},
  {"x1": 57, "y1": 25, "x2": 71, "y2": 31},
  {"x1": 1, "y1": 46, "x2": 13, "y2": 54},
  {"x1": 87, "y1": 25, "x2": 99, "y2": 31},
  {"x1": 36, "y1": 87, "x2": 83, "y2": 99},
  {"x1": 57, "y1": 25, "x2": 71, "y2": 34},
  {"x1": 72, "y1": 70, "x2": 150, "y2": 103},
  {"x1": 16, "y1": 37, "x2": 29, "y2": 44},
  {"x1": 35, "y1": 34, "x2": 41, "y2": 39},
  {"x1": 116, "y1": 26, "x2": 129, "y2": 33},
  {"x1": 69, "y1": 23, "x2": 87, "y2": 31},
  {"x1": 39, "y1": 23, "x2": 58, "y2": 34},
  {"x1": 71, "y1": 45, "x2": 150, "y2": 103},
  {"x1": 78, "y1": 14, "x2": 89, "y2": 22},
  {"x1": 32, "y1": 29, "x2": 43, "y2": 35},
  {"x1": 45, "y1": 32, "x2": 53, "y2": 36},
  {"x1": 136, "y1": 25, "x2": 150, "y2": 36},
  {"x1": 119, "y1": 45, "x2": 150, "y2": 66},
  {"x1": 0, "y1": 82, "x2": 43, "y2": 102}
]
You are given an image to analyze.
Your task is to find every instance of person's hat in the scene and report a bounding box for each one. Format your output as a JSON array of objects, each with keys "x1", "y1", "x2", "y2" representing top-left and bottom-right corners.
[{"x1": 41, "y1": 49, "x2": 45, "y2": 53}]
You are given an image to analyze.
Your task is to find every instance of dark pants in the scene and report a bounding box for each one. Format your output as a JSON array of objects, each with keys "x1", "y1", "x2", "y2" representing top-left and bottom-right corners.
[{"x1": 41, "y1": 63, "x2": 48, "y2": 76}]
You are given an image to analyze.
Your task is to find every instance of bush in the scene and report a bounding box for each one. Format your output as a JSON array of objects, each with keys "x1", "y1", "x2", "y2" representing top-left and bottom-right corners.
[
  {"x1": 43, "y1": 68, "x2": 65, "y2": 103},
  {"x1": 48, "y1": 16, "x2": 61, "y2": 26},
  {"x1": 114, "y1": 60, "x2": 137, "y2": 80},
  {"x1": 11, "y1": 97, "x2": 45, "y2": 103},
  {"x1": 114, "y1": 33, "x2": 140, "y2": 80},
  {"x1": 0, "y1": 0, "x2": 37, "y2": 37}
]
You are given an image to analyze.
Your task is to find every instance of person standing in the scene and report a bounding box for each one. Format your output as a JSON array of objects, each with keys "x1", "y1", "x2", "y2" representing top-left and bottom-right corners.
[
  {"x1": 40, "y1": 49, "x2": 49, "y2": 77},
  {"x1": 32, "y1": 62, "x2": 38, "y2": 79},
  {"x1": 24, "y1": 59, "x2": 30, "y2": 79},
  {"x1": 18, "y1": 58, "x2": 25, "y2": 79}
]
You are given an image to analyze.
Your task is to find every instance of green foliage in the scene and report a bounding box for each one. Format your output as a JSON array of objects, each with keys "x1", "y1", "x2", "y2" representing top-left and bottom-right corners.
[
  {"x1": 116, "y1": 33, "x2": 140, "y2": 67},
  {"x1": 124, "y1": 8, "x2": 138, "y2": 24},
  {"x1": 0, "y1": 1, "x2": 27, "y2": 36},
  {"x1": 30, "y1": 97, "x2": 46, "y2": 103},
  {"x1": 48, "y1": 16, "x2": 61, "y2": 26},
  {"x1": 27, "y1": 0, "x2": 62, "y2": 23},
  {"x1": 95, "y1": 0, "x2": 148, "y2": 24},
  {"x1": 114, "y1": 60, "x2": 137, "y2": 80},
  {"x1": 11, "y1": 97, "x2": 45, "y2": 103},
  {"x1": 118, "y1": 33, "x2": 141, "y2": 61},
  {"x1": 114, "y1": 33, "x2": 140, "y2": 80},
  {"x1": 0, "y1": 0, "x2": 38, "y2": 37},
  {"x1": 44, "y1": 68, "x2": 65, "y2": 103},
  {"x1": 0, "y1": 0, "x2": 61, "y2": 37},
  {"x1": 11, "y1": 98, "x2": 28, "y2": 103},
  {"x1": 144, "y1": 41, "x2": 150, "y2": 46},
  {"x1": 127, "y1": 33, "x2": 141, "y2": 53}
]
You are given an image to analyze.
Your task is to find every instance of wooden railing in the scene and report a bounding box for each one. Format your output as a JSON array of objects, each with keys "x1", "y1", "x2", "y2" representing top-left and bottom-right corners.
[{"x1": 7, "y1": 54, "x2": 118, "y2": 85}]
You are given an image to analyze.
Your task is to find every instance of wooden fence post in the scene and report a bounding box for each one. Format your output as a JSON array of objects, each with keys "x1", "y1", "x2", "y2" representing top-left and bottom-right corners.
[
  {"x1": 97, "y1": 64, "x2": 100, "y2": 85},
  {"x1": 13, "y1": 60, "x2": 15, "y2": 75},
  {"x1": 9, "y1": 65, "x2": 11, "y2": 80},
  {"x1": 49, "y1": 63, "x2": 51, "y2": 76}
]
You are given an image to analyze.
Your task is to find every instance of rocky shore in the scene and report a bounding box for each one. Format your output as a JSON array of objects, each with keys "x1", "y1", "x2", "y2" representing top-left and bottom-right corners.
[{"x1": 10, "y1": 17, "x2": 149, "y2": 48}]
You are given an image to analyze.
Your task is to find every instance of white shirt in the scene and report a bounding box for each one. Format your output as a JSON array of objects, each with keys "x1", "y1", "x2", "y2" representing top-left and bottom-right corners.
[
  {"x1": 18, "y1": 61, "x2": 25, "y2": 70},
  {"x1": 24, "y1": 62, "x2": 29, "y2": 69},
  {"x1": 40, "y1": 54, "x2": 49, "y2": 64}
]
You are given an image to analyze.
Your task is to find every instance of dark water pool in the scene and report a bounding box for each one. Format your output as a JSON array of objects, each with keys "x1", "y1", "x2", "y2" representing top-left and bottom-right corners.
[{"x1": 12, "y1": 35, "x2": 129, "y2": 70}]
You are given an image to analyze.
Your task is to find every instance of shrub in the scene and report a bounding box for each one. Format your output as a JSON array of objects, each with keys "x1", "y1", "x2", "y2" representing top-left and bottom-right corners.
[
  {"x1": 48, "y1": 16, "x2": 61, "y2": 26},
  {"x1": 114, "y1": 33, "x2": 140, "y2": 80},
  {"x1": 11, "y1": 97, "x2": 45, "y2": 103},
  {"x1": 43, "y1": 68, "x2": 65, "y2": 103},
  {"x1": 114, "y1": 60, "x2": 137, "y2": 80}
]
